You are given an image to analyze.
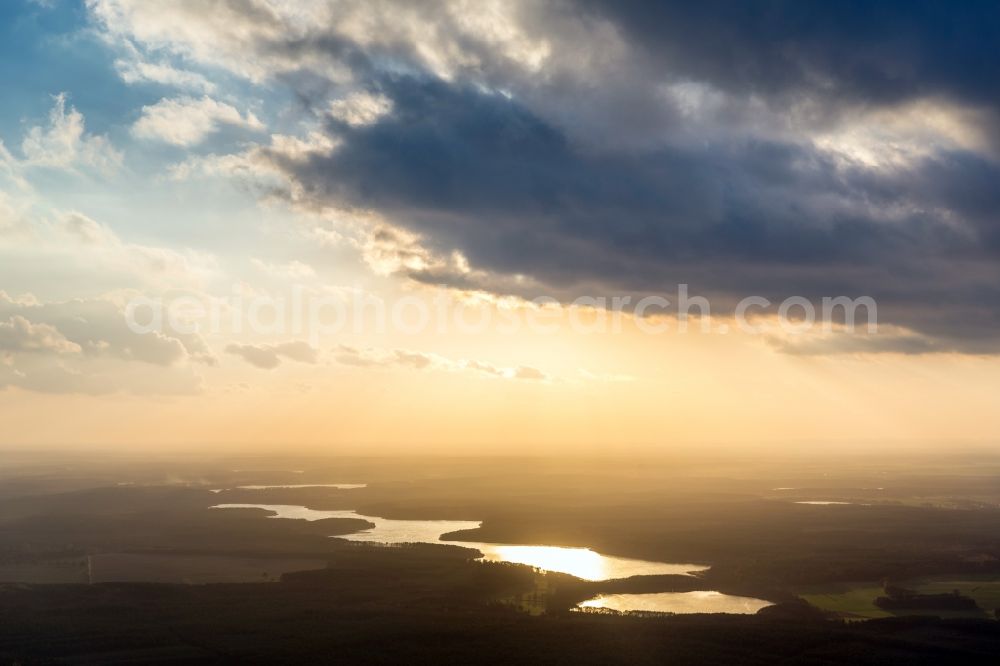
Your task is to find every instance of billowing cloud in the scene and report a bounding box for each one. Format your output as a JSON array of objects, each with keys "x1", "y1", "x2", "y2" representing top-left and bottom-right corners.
[
  {"x1": 582, "y1": 1, "x2": 1000, "y2": 114},
  {"x1": 0, "y1": 292, "x2": 211, "y2": 395},
  {"x1": 85, "y1": 0, "x2": 1000, "y2": 354},
  {"x1": 87, "y1": 0, "x2": 554, "y2": 84},
  {"x1": 19, "y1": 94, "x2": 121, "y2": 173},
  {"x1": 131, "y1": 95, "x2": 263, "y2": 146},
  {"x1": 0, "y1": 291, "x2": 213, "y2": 366},
  {"x1": 268, "y1": 77, "x2": 998, "y2": 350},
  {"x1": 112, "y1": 39, "x2": 217, "y2": 92},
  {"x1": 1, "y1": 100, "x2": 217, "y2": 294},
  {"x1": 0, "y1": 316, "x2": 81, "y2": 354},
  {"x1": 225, "y1": 340, "x2": 319, "y2": 369},
  {"x1": 329, "y1": 92, "x2": 393, "y2": 127}
]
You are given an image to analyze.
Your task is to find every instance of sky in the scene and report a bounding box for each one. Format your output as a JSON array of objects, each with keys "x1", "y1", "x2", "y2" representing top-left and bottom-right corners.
[{"x1": 1, "y1": 0, "x2": 999, "y2": 454}]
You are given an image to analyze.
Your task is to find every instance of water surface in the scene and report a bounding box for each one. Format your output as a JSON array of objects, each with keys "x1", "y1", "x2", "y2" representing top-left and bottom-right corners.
[
  {"x1": 210, "y1": 484, "x2": 366, "y2": 494},
  {"x1": 212, "y1": 503, "x2": 706, "y2": 581},
  {"x1": 795, "y1": 501, "x2": 852, "y2": 505},
  {"x1": 578, "y1": 591, "x2": 772, "y2": 614},
  {"x1": 234, "y1": 483, "x2": 366, "y2": 490}
]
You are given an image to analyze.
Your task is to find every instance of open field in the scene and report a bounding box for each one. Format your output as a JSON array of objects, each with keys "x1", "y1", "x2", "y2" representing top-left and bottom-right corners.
[{"x1": 801, "y1": 575, "x2": 1000, "y2": 620}]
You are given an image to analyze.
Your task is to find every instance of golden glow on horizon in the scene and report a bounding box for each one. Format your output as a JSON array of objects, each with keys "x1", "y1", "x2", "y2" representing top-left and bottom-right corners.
[
  {"x1": 2, "y1": 296, "x2": 999, "y2": 453},
  {"x1": 4, "y1": 345, "x2": 999, "y2": 453}
]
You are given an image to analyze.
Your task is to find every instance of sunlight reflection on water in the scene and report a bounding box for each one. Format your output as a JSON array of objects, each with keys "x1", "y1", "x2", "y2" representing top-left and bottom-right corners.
[
  {"x1": 211, "y1": 503, "x2": 706, "y2": 581},
  {"x1": 474, "y1": 543, "x2": 704, "y2": 580},
  {"x1": 578, "y1": 591, "x2": 772, "y2": 614}
]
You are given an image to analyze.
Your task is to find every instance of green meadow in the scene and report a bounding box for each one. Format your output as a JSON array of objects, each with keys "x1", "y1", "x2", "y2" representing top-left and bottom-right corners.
[{"x1": 801, "y1": 575, "x2": 1000, "y2": 619}]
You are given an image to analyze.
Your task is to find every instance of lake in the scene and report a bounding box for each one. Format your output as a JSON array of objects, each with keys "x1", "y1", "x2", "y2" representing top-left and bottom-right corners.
[
  {"x1": 209, "y1": 484, "x2": 366, "y2": 493},
  {"x1": 795, "y1": 501, "x2": 853, "y2": 505},
  {"x1": 578, "y1": 591, "x2": 773, "y2": 614},
  {"x1": 211, "y1": 503, "x2": 706, "y2": 581}
]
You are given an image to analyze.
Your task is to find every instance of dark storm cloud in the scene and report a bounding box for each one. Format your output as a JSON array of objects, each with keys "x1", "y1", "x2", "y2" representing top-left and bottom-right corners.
[
  {"x1": 203, "y1": 0, "x2": 1000, "y2": 352},
  {"x1": 579, "y1": 0, "x2": 1000, "y2": 109},
  {"x1": 270, "y1": 73, "x2": 1000, "y2": 350}
]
